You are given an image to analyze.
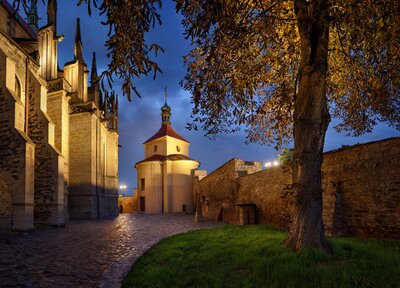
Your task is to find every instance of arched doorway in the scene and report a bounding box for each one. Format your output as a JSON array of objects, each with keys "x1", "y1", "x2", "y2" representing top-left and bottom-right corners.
[{"x1": 0, "y1": 177, "x2": 13, "y2": 228}]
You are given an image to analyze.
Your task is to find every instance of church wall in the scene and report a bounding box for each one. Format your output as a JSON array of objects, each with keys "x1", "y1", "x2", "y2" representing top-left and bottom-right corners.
[
  {"x1": 0, "y1": 2, "x2": 119, "y2": 229},
  {"x1": 166, "y1": 138, "x2": 189, "y2": 156},
  {"x1": 170, "y1": 160, "x2": 199, "y2": 213},
  {"x1": 0, "y1": 177, "x2": 12, "y2": 227},
  {"x1": 97, "y1": 123, "x2": 107, "y2": 218},
  {"x1": 69, "y1": 110, "x2": 97, "y2": 219},
  {"x1": 64, "y1": 60, "x2": 86, "y2": 104},
  {"x1": 105, "y1": 130, "x2": 119, "y2": 217},
  {"x1": 47, "y1": 78, "x2": 71, "y2": 221},
  {"x1": 37, "y1": 26, "x2": 57, "y2": 80},
  {"x1": 27, "y1": 70, "x2": 64, "y2": 226},
  {"x1": 69, "y1": 109, "x2": 118, "y2": 219},
  {"x1": 145, "y1": 139, "x2": 167, "y2": 158},
  {"x1": 0, "y1": 7, "x2": 7, "y2": 33},
  {"x1": 83, "y1": 70, "x2": 88, "y2": 102},
  {"x1": 145, "y1": 137, "x2": 190, "y2": 158},
  {"x1": 0, "y1": 46, "x2": 35, "y2": 230},
  {"x1": 63, "y1": 64, "x2": 76, "y2": 91},
  {"x1": 164, "y1": 161, "x2": 172, "y2": 213},
  {"x1": 0, "y1": 5, "x2": 32, "y2": 39},
  {"x1": 136, "y1": 162, "x2": 162, "y2": 213},
  {"x1": 0, "y1": 38, "x2": 35, "y2": 230}
]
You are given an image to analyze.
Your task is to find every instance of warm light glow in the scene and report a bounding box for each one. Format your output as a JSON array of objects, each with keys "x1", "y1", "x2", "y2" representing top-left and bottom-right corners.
[
  {"x1": 265, "y1": 160, "x2": 280, "y2": 168},
  {"x1": 119, "y1": 184, "x2": 127, "y2": 190}
]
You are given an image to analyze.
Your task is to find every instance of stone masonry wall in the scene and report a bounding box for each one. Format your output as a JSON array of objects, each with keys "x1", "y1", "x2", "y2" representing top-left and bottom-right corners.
[
  {"x1": 27, "y1": 71, "x2": 63, "y2": 225},
  {"x1": 321, "y1": 138, "x2": 400, "y2": 238},
  {"x1": 0, "y1": 47, "x2": 35, "y2": 230},
  {"x1": 237, "y1": 168, "x2": 293, "y2": 228},
  {"x1": 69, "y1": 104, "x2": 119, "y2": 219},
  {"x1": 118, "y1": 195, "x2": 137, "y2": 213},
  {"x1": 47, "y1": 80, "x2": 70, "y2": 222},
  {"x1": 195, "y1": 159, "x2": 262, "y2": 223},
  {"x1": 69, "y1": 110, "x2": 97, "y2": 219},
  {"x1": 106, "y1": 130, "x2": 118, "y2": 216},
  {"x1": 0, "y1": 175, "x2": 12, "y2": 227},
  {"x1": 194, "y1": 138, "x2": 400, "y2": 239}
]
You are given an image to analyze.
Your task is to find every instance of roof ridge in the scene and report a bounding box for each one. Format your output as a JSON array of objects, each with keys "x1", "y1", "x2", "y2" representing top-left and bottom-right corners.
[{"x1": 143, "y1": 124, "x2": 189, "y2": 144}]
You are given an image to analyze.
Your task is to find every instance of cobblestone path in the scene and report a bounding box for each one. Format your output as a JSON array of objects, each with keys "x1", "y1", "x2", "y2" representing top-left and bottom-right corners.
[{"x1": 0, "y1": 213, "x2": 221, "y2": 288}]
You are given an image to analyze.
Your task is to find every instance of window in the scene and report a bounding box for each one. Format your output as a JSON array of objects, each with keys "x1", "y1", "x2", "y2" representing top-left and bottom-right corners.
[
  {"x1": 153, "y1": 145, "x2": 157, "y2": 153},
  {"x1": 176, "y1": 145, "x2": 180, "y2": 152},
  {"x1": 15, "y1": 76, "x2": 21, "y2": 99},
  {"x1": 140, "y1": 178, "x2": 145, "y2": 191}
]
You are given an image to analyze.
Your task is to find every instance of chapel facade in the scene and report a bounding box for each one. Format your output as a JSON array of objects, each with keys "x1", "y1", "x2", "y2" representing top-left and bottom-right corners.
[
  {"x1": 0, "y1": 0, "x2": 119, "y2": 231},
  {"x1": 135, "y1": 100, "x2": 199, "y2": 213}
]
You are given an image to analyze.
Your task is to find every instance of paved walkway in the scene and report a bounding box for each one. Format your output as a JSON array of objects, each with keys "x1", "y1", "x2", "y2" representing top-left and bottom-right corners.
[{"x1": 0, "y1": 213, "x2": 221, "y2": 288}]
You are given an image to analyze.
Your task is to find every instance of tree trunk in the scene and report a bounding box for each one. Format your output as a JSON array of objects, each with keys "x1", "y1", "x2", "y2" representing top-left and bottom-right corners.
[{"x1": 285, "y1": 0, "x2": 331, "y2": 253}]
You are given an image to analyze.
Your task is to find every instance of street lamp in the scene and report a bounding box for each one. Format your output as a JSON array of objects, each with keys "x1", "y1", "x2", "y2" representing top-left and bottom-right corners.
[
  {"x1": 119, "y1": 184, "x2": 127, "y2": 196},
  {"x1": 265, "y1": 160, "x2": 280, "y2": 169}
]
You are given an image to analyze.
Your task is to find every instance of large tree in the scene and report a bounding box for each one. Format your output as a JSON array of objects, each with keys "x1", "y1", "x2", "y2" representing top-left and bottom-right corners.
[
  {"x1": 15, "y1": 0, "x2": 399, "y2": 253},
  {"x1": 175, "y1": 0, "x2": 399, "y2": 253}
]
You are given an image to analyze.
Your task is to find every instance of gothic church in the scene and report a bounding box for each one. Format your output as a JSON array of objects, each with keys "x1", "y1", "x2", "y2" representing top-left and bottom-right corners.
[{"x1": 0, "y1": 0, "x2": 119, "y2": 231}]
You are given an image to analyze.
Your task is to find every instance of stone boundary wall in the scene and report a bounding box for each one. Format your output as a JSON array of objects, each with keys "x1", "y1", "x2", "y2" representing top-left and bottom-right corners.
[
  {"x1": 194, "y1": 137, "x2": 400, "y2": 239},
  {"x1": 118, "y1": 195, "x2": 137, "y2": 213}
]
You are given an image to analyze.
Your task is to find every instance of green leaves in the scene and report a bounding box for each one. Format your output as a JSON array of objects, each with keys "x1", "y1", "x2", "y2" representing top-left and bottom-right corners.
[
  {"x1": 14, "y1": 0, "x2": 164, "y2": 101},
  {"x1": 13, "y1": 0, "x2": 399, "y2": 135},
  {"x1": 91, "y1": 0, "x2": 163, "y2": 100},
  {"x1": 178, "y1": 0, "x2": 399, "y2": 146},
  {"x1": 328, "y1": 0, "x2": 400, "y2": 136},
  {"x1": 178, "y1": 0, "x2": 298, "y2": 147}
]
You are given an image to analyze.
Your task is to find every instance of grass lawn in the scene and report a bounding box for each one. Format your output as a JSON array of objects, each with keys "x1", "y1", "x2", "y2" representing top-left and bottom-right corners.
[{"x1": 123, "y1": 225, "x2": 400, "y2": 288}]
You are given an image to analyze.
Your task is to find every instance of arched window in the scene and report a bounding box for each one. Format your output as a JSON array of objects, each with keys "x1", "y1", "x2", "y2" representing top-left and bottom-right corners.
[{"x1": 14, "y1": 76, "x2": 21, "y2": 99}]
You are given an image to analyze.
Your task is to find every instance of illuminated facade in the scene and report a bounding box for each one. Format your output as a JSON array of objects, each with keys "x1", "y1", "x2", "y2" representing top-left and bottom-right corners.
[
  {"x1": 135, "y1": 101, "x2": 199, "y2": 213},
  {"x1": 0, "y1": 0, "x2": 118, "y2": 231}
]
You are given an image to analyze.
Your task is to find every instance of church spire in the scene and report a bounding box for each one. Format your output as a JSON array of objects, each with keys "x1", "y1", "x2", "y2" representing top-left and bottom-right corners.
[
  {"x1": 74, "y1": 18, "x2": 83, "y2": 61},
  {"x1": 27, "y1": 0, "x2": 38, "y2": 32},
  {"x1": 47, "y1": 0, "x2": 57, "y2": 28},
  {"x1": 91, "y1": 52, "x2": 98, "y2": 86},
  {"x1": 161, "y1": 87, "x2": 171, "y2": 125}
]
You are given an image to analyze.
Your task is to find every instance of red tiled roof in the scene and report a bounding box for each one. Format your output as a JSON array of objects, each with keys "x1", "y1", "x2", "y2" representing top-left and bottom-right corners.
[
  {"x1": 144, "y1": 124, "x2": 189, "y2": 144},
  {"x1": 0, "y1": 0, "x2": 36, "y2": 39},
  {"x1": 135, "y1": 154, "x2": 198, "y2": 166}
]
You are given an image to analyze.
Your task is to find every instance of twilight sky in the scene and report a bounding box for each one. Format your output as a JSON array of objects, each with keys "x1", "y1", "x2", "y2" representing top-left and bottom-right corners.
[{"x1": 34, "y1": 1, "x2": 399, "y2": 195}]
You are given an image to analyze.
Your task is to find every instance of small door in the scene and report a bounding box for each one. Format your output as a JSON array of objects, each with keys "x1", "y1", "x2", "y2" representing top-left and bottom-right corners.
[{"x1": 140, "y1": 197, "x2": 145, "y2": 212}]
